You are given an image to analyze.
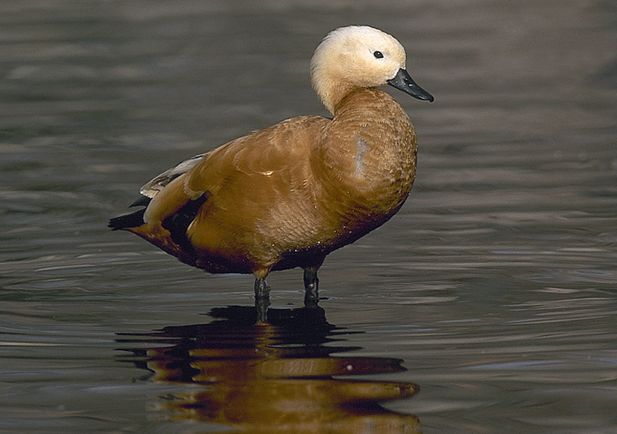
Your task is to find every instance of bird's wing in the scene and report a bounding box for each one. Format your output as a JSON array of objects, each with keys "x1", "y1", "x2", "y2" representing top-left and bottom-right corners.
[{"x1": 124, "y1": 116, "x2": 329, "y2": 267}]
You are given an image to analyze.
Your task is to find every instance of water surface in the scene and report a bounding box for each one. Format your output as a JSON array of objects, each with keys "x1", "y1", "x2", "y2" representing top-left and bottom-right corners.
[{"x1": 1, "y1": 1, "x2": 616, "y2": 433}]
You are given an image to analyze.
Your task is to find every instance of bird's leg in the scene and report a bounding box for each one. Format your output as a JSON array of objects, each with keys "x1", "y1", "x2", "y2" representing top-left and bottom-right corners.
[
  {"x1": 303, "y1": 267, "x2": 320, "y2": 307},
  {"x1": 254, "y1": 277, "x2": 271, "y2": 299},
  {"x1": 254, "y1": 278, "x2": 270, "y2": 323}
]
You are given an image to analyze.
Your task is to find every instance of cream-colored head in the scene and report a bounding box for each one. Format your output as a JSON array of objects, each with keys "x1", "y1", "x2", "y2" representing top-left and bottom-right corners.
[{"x1": 310, "y1": 26, "x2": 433, "y2": 114}]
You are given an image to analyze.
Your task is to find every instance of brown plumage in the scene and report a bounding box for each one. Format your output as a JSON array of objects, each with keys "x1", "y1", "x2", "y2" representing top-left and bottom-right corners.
[{"x1": 109, "y1": 25, "x2": 433, "y2": 305}]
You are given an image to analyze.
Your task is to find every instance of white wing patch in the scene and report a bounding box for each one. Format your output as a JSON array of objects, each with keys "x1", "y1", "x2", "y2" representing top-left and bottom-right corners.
[
  {"x1": 355, "y1": 137, "x2": 369, "y2": 177},
  {"x1": 139, "y1": 153, "x2": 206, "y2": 198}
]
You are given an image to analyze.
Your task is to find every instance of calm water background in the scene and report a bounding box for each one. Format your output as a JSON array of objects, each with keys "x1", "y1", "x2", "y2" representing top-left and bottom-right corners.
[{"x1": 1, "y1": 1, "x2": 616, "y2": 433}]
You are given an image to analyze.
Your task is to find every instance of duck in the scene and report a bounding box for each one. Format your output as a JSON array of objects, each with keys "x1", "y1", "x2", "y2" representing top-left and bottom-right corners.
[{"x1": 109, "y1": 25, "x2": 433, "y2": 307}]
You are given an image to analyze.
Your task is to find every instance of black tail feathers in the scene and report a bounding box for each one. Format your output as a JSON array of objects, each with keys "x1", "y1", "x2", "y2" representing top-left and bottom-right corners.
[
  {"x1": 108, "y1": 208, "x2": 146, "y2": 230},
  {"x1": 129, "y1": 195, "x2": 151, "y2": 208},
  {"x1": 108, "y1": 193, "x2": 206, "y2": 233}
]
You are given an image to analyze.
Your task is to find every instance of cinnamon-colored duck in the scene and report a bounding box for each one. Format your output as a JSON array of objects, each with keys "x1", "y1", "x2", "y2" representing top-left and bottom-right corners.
[{"x1": 109, "y1": 26, "x2": 433, "y2": 305}]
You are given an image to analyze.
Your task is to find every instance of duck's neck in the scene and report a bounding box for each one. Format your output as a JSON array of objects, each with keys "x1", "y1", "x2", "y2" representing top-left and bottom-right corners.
[
  {"x1": 332, "y1": 87, "x2": 412, "y2": 132},
  {"x1": 313, "y1": 73, "x2": 359, "y2": 114}
]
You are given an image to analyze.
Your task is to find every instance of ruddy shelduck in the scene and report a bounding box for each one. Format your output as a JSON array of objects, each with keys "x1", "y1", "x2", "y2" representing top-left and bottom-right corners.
[{"x1": 110, "y1": 25, "x2": 433, "y2": 308}]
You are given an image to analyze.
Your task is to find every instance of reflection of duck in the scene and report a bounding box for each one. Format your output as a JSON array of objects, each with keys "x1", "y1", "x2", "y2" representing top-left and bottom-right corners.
[
  {"x1": 109, "y1": 25, "x2": 433, "y2": 304},
  {"x1": 117, "y1": 306, "x2": 420, "y2": 433}
]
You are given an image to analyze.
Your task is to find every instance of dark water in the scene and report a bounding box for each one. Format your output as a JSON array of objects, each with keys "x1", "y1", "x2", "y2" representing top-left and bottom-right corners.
[{"x1": 1, "y1": 1, "x2": 616, "y2": 433}]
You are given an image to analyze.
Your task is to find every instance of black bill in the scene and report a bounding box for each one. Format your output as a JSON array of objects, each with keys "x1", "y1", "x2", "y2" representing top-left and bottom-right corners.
[{"x1": 387, "y1": 68, "x2": 434, "y2": 102}]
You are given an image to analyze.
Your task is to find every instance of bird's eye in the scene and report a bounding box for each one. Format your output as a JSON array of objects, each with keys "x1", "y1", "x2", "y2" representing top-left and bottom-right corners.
[{"x1": 373, "y1": 51, "x2": 384, "y2": 59}]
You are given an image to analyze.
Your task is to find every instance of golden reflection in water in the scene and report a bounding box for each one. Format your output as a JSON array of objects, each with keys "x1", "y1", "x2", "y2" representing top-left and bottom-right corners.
[{"x1": 117, "y1": 306, "x2": 420, "y2": 433}]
